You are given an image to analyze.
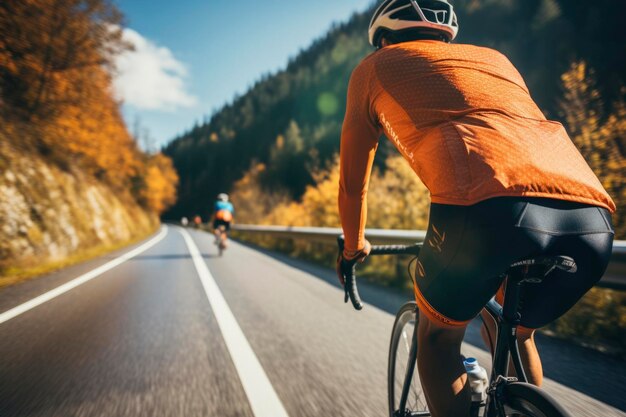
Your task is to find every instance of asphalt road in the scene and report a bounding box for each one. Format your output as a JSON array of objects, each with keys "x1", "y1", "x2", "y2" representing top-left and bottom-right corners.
[{"x1": 0, "y1": 226, "x2": 624, "y2": 417}]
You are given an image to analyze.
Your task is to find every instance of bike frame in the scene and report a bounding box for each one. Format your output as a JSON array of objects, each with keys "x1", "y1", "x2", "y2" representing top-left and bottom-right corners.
[
  {"x1": 397, "y1": 317, "x2": 420, "y2": 416},
  {"x1": 340, "y1": 238, "x2": 572, "y2": 417},
  {"x1": 483, "y1": 275, "x2": 530, "y2": 417},
  {"x1": 396, "y1": 275, "x2": 529, "y2": 417}
]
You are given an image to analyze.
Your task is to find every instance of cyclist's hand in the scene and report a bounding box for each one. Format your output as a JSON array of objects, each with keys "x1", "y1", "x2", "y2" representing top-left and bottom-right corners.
[{"x1": 336, "y1": 240, "x2": 371, "y2": 287}]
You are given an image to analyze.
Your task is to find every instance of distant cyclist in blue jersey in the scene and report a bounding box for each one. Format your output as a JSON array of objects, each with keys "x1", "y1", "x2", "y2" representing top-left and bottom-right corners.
[{"x1": 212, "y1": 193, "x2": 235, "y2": 249}]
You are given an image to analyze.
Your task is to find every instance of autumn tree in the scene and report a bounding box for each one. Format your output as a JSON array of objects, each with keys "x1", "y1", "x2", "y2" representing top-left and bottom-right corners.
[
  {"x1": 136, "y1": 153, "x2": 179, "y2": 214},
  {"x1": 367, "y1": 156, "x2": 430, "y2": 231},
  {"x1": 230, "y1": 163, "x2": 290, "y2": 224},
  {"x1": 560, "y1": 61, "x2": 626, "y2": 237},
  {"x1": 0, "y1": 0, "x2": 127, "y2": 122},
  {"x1": 0, "y1": 0, "x2": 179, "y2": 216},
  {"x1": 265, "y1": 156, "x2": 341, "y2": 228}
]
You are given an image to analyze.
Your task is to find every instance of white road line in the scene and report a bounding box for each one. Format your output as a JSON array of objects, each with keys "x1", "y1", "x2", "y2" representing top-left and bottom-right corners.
[
  {"x1": 0, "y1": 226, "x2": 168, "y2": 325},
  {"x1": 180, "y1": 228, "x2": 290, "y2": 417}
]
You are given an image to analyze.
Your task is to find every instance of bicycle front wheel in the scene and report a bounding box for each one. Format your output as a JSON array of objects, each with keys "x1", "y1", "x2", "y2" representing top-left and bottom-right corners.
[
  {"x1": 388, "y1": 302, "x2": 430, "y2": 417},
  {"x1": 499, "y1": 382, "x2": 573, "y2": 417}
]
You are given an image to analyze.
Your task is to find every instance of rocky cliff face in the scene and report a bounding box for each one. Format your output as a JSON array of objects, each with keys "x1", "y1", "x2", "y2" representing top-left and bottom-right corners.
[{"x1": 0, "y1": 141, "x2": 158, "y2": 277}]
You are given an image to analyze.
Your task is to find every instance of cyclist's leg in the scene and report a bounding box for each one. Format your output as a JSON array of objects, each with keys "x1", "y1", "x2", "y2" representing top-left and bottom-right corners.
[
  {"x1": 213, "y1": 220, "x2": 220, "y2": 241},
  {"x1": 480, "y1": 310, "x2": 544, "y2": 386},
  {"x1": 481, "y1": 201, "x2": 613, "y2": 387},
  {"x1": 499, "y1": 232, "x2": 611, "y2": 387},
  {"x1": 222, "y1": 222, "x2": 231, "y2": 243},
  {"x1": 417, "y1": 311, "x2": 470, "y2": 417},
  {"x1": 515, "y1": 238, "x2": 613, "y2": 329},
  {"x1": 481, "y1": 282, "x2": 543, "y2": 385},
  {"x1": 413, "y1": 199, "x2": 530, "y2": 416},
  {"x1": 516, "y1": 326, "x2": 543, "y2": 386},
  {"x1": 510, "y1": 200, "x2": 613, "y2": 331}
]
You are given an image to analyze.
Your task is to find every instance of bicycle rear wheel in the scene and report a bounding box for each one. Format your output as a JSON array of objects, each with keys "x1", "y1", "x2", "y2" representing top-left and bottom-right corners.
[
  {"x1": 498, "y1": 382, "x2": 573, "y2": 417},
  {"x1": 388, "y1": 302, "x2": 430, "y2": 417}
]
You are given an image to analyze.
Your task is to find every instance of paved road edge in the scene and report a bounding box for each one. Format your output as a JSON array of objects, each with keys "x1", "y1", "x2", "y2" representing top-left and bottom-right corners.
[{"x1": 0, "y1": 226, "x2": 169, "y2": 325}]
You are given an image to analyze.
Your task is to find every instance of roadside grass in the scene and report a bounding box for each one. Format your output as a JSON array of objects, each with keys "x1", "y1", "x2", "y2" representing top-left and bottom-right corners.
[
  {"x1": 230, "y1": 231, "x2": 626, "y2": 358},
  {"x1": 0, "y1": 226, "x2": 159, "y2": 290}
]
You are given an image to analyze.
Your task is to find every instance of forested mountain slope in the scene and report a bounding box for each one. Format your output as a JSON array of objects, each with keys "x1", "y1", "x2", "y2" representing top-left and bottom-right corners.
[
  {"x1": 165, "y1": 10, "x2": 371, "y2": 218},
  {"x1": 165, "y1": 0, "x2": 626, "y2": 237}
]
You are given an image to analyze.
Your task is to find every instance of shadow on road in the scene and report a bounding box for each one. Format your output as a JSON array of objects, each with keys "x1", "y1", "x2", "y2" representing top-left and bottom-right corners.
[{"x1": 234, "y1": 239, "x2": 626, "y2": 412}]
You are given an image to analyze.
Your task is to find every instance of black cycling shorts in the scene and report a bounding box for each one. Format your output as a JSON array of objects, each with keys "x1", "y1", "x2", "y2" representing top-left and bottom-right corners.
[
  {"x1": 213, "y1": 219, "x2": 231, "y2": 232},
  {"x1": 414, "y1": 197, "x2": 614, "y2": 329}
]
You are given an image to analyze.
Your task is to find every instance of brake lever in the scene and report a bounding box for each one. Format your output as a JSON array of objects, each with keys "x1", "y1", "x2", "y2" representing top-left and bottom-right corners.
[
  {"x1": 337, "y1": 235, "x2": 364, "y2": 310},
  {"x1": 343, "y1": 260, "x2": 363, "y2": 310}
]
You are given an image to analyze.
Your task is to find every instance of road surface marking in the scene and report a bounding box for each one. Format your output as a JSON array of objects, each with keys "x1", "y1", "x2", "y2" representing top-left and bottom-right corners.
[
  {"x1": 0, "y1": 226, "x2": 168, "y2": 325},
  {"x1": 180, "y1": 228, "x2": 290, "y2": 417}
]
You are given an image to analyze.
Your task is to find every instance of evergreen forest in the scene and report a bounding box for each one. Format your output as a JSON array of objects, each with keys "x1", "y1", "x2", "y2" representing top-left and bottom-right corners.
[{"x1": 164, "y1": 0, "x2": 626, "y2": 240}]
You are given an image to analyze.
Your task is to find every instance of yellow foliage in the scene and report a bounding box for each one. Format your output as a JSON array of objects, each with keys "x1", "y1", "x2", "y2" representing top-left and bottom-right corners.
[
  {"x1": 230, "y1": 163, "x2": 290, "y2": 224},
  {"x1": 265, "y1": 201, "x2": 308, "y2": 227},
  {"x1": 560, "y1": 61, "x2": 626, "y2": 237},
  {"x1": 0, "y1": 0, "x2": 179, "y2": 215},
  {"x1": 233, "y1": 153, "x2": 429, "y2": 285},
  {"x1": 235, "y1": 153, "x2": 430, "y2": 232},
  {"x1": 368, "y1": 155, "x2": 430, "y2": 230},
  {"x1": 139, "y1": 154, "x2": 179, "y2": 214}
]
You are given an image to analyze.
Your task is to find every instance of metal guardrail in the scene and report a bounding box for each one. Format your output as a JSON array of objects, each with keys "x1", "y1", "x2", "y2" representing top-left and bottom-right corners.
[
  {"x1": 232, "y1": 224, "x2": 626, "y2": 291},
  {"x1": 232, "y1": 224, "x2": 426, "y2": 244}
]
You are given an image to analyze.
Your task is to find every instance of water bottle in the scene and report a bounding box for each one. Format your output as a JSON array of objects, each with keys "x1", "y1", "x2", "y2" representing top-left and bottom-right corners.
[{"x1": 464, "y1": 357, "x2": 488, "y2": 416}]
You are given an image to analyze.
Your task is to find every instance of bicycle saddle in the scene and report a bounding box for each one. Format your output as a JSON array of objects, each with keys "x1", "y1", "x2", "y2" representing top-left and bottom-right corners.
[{"x1": 505, "y1": 256, "x2": 577, "y2": 283}]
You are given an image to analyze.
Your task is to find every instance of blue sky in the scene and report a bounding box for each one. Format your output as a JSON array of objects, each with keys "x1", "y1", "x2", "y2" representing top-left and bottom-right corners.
[{"x1": 113, "y1": 0, "x2": 374, "y2": 147}]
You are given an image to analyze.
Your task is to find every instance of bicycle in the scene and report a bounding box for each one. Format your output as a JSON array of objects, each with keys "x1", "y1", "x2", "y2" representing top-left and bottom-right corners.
[
  {"x1": 337, "y1": 236, "x2": 575, "y2": 417},
  {"x1": 214, "y1": 225, "x2": 228, "y2": 256}
]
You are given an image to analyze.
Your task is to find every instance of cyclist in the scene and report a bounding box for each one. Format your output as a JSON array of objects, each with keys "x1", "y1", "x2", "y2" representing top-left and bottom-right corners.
[
  {"x1": 212, "y1": 193, "x2": 234, "y2": 247},
  {"x1": 336, "y1": 1, "x2": 615, "y2": 416},
  {"x1": 193, "y1": 215, "x2": 202, "y2": 228}
]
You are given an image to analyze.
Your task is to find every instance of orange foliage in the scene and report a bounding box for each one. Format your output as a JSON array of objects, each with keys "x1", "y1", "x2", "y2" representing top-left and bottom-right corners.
[
  {"x1": 139, "y1": 154, "x2": 179, "y2": 214},
  {"x1": 0, "y1": 0, "x2": 179, "y2": 214},
  {"x1": 50, "y1": 67, "x2": 142, "y2": 187},
  {"x1": 0, "y1": 0, "x2": 126, "y2": 121}
]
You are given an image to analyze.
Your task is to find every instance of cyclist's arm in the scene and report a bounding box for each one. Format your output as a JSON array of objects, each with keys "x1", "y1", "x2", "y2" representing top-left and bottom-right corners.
[{"x1": 339, "y1": 64, "x2": 380, "y2": 254}]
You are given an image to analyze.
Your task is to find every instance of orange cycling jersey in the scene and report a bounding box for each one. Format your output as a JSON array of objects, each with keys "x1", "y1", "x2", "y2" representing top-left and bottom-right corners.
[
  {"x1": 215, "y1": 209, "x2": 233, "y2": 222},
  {"x1": 339, "y1": 40, "x2": 615, "y2": 252}
]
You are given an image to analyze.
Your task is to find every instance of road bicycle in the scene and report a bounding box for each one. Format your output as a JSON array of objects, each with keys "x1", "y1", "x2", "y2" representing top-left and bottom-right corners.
[
  {"x1": 214, "y1": 225, "x2": 228, "y2": 256},
  {"x1": 337, "y1": 236, "x2": 574, "y2": 417}
]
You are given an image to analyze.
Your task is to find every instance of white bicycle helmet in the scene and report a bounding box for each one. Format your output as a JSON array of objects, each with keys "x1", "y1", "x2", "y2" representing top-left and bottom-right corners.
[
  {"x1": 369, "y1": 0, "x2": 459, "y2": 48},
  {"x1": 217, "y1": 193, "x2": 229, "y2": 202}
]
